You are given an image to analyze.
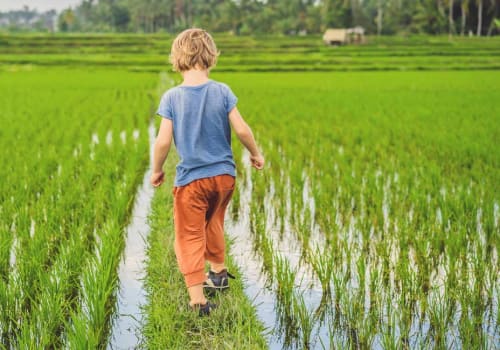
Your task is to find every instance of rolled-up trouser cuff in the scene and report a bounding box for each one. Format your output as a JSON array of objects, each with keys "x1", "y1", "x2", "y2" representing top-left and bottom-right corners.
[{"x1": 184, "y1": 269, "x2": 207, "y2": 288}]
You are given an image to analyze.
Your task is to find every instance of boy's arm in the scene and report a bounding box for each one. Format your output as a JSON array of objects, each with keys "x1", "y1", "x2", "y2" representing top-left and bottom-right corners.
[
  {"x1": 150, "y1": 118, "x2": 173, "y2": 187},
  {"x1": 228, "y1": 107, "x2": 264, "y2": 170}
]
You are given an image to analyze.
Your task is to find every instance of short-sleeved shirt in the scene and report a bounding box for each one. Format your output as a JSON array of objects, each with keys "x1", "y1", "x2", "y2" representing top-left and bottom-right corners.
[{"x1": 156, "y1": 79, "x2": 238, "y2": 187}]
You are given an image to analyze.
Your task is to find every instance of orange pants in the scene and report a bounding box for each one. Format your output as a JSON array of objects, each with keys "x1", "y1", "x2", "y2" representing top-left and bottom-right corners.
[{"x1": 173, "y1": 174, "x2": 235, "y2": 287}]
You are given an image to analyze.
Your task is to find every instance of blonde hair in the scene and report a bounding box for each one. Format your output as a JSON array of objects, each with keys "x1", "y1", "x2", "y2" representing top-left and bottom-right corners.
[{"x1": 169, "y1": 28, "x2": 219, "y2": 72}]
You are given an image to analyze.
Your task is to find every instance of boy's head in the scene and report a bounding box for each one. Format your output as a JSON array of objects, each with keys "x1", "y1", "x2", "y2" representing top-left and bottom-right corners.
[{"x1": 170, "y1": 28, "x2": 219, "y2": 72}]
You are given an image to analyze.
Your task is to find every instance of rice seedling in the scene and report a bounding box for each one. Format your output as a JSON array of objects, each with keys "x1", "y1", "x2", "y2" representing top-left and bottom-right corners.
[
  {"x1": 212, "y1": 69, "x2": 499, "y2": 348},
  {"x1": 0, "y1": 67, "x2": 155, "y2": 347}
]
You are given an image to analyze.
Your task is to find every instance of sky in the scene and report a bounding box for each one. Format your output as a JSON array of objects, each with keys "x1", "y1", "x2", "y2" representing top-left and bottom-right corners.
[{"x1": 0, "y1": 0, "x2": 82, "y2": 12}]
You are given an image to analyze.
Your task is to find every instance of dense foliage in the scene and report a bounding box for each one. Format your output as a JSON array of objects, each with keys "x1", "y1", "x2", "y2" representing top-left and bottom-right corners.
[{"x1": 1, "y1": 0, "x2": 499, "y2": 36}]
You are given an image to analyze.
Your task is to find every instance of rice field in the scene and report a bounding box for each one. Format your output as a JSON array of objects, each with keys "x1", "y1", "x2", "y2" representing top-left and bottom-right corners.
[
  {"x1": 0, "y1": 68, "x2": 154, "y2": 347},
  {"x1": 2, "y1": 33, "x2": 500, "y2": 72},
  {"x1": 215, "y1": 70, "x2": 500, "y2": 349},
  {"x1": 0, "y1": 34, "x2": 499, "y2": 349}
]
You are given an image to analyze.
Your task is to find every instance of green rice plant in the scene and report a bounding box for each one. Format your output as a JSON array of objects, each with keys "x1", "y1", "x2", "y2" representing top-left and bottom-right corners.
[
  {"x1": 0, "y1": 68, "x2": 154, "y2": 347},
  {"x1": 291, "y1": 293, "x2": 315, "y2": 349},
  {"x1": 16, "y1": 236, "x2": 81, "y2": 348},
  {"x1": 66, "y1": 222, "x2": 123, "y2": 348},
  {"x1": 250, "y1": 203, "x2": 275, "y2": 281},
  {"x1": 309, "y1": 246, "x2": 334, "y2": 301},
  {"x1": 216, "y1": 69, "x2": 499, "y2": 347},
  {"x1": 0, "y1": 225, "x2": 12, "y2": 281},
  {"x1": 379, "y1": 317, "x2": 399, "y2": 350},
  {"x1": 273, "y1": 254, "x2": 299, "y2": 347}
]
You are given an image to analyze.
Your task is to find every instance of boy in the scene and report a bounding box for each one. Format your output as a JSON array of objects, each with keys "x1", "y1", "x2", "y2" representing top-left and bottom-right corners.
[{"x1": 150, "y1": 28, "x2": 264, "y2": 316}]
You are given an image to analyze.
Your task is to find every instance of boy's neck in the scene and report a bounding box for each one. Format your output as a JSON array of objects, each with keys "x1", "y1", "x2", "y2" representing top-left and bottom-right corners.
[{"x1": 181, "y1": 69, "x2": 210, "y2": 86}]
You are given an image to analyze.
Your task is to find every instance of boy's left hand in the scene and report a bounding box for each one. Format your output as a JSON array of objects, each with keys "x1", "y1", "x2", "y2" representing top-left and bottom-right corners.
[{"x1": 150, "y1": 171, "x2": 165, "y2": 187}]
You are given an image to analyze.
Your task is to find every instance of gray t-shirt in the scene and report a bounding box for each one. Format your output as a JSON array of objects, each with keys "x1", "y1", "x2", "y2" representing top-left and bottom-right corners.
[{"x1": 156, "y1": 79, "x2": 237, "y2": 186}]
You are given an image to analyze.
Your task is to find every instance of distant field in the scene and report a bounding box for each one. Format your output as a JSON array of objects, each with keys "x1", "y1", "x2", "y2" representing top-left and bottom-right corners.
[
  {"x1": 0, "y1": 34, "x2": 498, "y2": 348},
  {"x1": 1, "y1": 33, "x2": 499, "y2": 71}
]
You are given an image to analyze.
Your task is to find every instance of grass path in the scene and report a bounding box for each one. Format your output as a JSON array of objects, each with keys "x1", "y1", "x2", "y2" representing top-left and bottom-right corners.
[{"x1": 141, "y1": 149, "x2": 268, "y2": 348}]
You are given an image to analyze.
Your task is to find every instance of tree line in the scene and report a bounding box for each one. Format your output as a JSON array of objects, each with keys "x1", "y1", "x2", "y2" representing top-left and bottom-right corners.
[{"x1": 3, "y1": 0, "x2": 500, "y2": 36}]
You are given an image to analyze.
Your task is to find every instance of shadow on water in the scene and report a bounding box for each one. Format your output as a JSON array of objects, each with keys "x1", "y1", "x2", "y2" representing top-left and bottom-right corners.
[{"x1": 107, "y1": 123, "x2": 156, "y2": 349}]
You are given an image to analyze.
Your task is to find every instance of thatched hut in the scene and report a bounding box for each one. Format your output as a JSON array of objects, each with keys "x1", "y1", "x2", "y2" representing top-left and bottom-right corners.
[
  {"x1": 323, "y1": 29, "x2": 347, "y2": 46},
  {"x1": 323, "y1": 27, "x2": 365, "y2": 46}
]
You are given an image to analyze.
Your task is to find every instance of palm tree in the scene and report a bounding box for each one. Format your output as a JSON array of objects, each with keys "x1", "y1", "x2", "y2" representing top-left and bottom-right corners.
[
  {"x1": 486, "y1": 0, "x2": 498, "y2": 36},
  {"x1": 448, "y1": 0, "x2": 456, "y2": 36},
  {"x1": 461, "y1": 0, "x2": 469, "y2": 35},
  {"x1": 376, "y1": 0, "x2": 383, "y2": 36},
  {"x1": 476, "y1": 0, "x2": 482, "y2": 35}
]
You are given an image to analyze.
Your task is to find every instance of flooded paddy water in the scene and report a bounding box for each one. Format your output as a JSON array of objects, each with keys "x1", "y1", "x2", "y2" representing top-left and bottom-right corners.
[
  {"x1": 108, "y1": 123, "x2": 156, "y2": 349},
  {"x1": 227, "y1": 152, "x2": 331, "y2": 349},
  {"x1": 227, "y1": 150, "x2": 500, "y2": 349}
]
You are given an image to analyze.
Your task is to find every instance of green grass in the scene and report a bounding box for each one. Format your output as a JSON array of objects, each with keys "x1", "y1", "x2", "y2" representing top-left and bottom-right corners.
[{"x1": 141, "y1": 152, "x2": 267, "y2": 349}]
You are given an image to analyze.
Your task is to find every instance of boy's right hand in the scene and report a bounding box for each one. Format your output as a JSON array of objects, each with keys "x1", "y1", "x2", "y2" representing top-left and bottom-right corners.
[
  {"x1": 250, "y1": 154, "x2": 265, "y2": 170},
  {"x1": 150, "y1": 171, "x2": 165, "y2": 187}
]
